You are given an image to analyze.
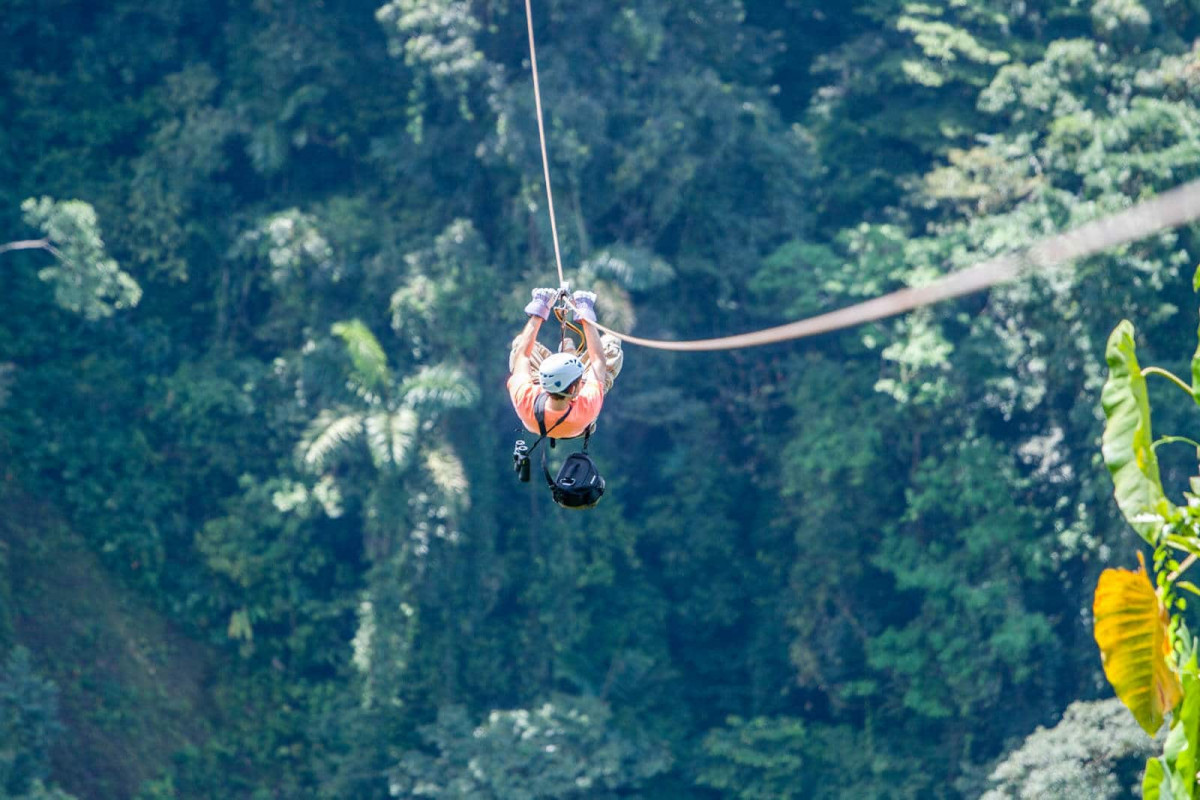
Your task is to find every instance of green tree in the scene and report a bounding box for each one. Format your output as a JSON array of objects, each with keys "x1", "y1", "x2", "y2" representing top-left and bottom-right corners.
[
  {"x1": 980, "y1": 698, "x2": 1155, "y2": 800},
  {"x1": 0, "y1": 648, "x2": 64, "y2": 798},
  {"x1": 390, "y1": 696, "x2": 670, "y2": 798},
  {"x1": 697, "y1": 715, "x2": 861, "y2": 799},
  {"x1": 1, "y1": 198, "x2": 140, "y2": 319}
]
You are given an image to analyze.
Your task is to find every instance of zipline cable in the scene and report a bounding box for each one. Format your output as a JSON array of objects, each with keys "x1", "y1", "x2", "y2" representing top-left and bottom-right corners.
[
  {"x1": 521, "y1": 1, "x2": 1200, "y2": 353},
  {"x1": 586, "y1": 179, "x2": 1200, "y2": 351},
  {"x1": 524, "y1": 0, "x2": 566, "y2": 288}
]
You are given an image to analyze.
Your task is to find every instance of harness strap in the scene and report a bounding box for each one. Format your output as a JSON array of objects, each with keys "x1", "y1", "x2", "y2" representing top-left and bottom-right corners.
[
  {"x1": 533, "y1": 392, "x2": 576, "y2": 490},
  {"x1": 526, "y1": 391, "x2": 572, "y2": 456}
]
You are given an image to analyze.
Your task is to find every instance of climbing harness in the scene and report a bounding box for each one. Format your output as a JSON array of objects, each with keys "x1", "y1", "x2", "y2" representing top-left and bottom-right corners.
[{"x1": 552, "y1": 290, "x2": 587, "y2": 357}]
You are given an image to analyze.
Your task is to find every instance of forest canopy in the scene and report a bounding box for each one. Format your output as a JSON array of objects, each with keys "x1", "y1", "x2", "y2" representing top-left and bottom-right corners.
[{"x1": 3, "y1": 0, "x2": 1200, "y2": 797}]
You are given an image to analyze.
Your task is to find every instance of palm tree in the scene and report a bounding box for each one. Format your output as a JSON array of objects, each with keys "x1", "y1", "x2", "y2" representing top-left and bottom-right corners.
[{"x1": 298, "y1": 318, "x2": 477, "y2": 709}]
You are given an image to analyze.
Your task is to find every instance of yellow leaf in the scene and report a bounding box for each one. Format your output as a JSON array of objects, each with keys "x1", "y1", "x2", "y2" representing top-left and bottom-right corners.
[{"x1": 1093, "y1": 553, "x2": 1182, "y2": 735}]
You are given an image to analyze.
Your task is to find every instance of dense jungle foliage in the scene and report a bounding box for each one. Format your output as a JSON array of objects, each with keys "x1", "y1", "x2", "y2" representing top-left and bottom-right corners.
[{"x1": 4, "y1": 0, "x2": 1200, "y2": 797}]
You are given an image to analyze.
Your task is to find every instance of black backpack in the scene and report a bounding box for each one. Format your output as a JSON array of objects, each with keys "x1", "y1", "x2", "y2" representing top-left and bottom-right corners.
[
  {"x1": 531, "y1": 392, "x2": 606, "y2": 509},
  {"x1": 545, "y1": 451, "x2": 605, "y2": 509}
]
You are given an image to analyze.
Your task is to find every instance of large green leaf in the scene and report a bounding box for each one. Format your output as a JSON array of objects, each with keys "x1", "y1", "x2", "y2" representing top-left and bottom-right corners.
[
  {"x1": 1144, "y1": 756, "x2": 1167, "y2": 800},
  {"x1": 1170, "y1": 653, "x2": 1200, "y2": 796},
  {"x1": 1143, "y1": 749, "x2": 1189, "y2": 800},
  {"x1": 1093, "y1": 557, "x2": 1182, "y2": 735},
  {"x1": 1101, "y1": 320, "x2": 1170, "y2": 543}
]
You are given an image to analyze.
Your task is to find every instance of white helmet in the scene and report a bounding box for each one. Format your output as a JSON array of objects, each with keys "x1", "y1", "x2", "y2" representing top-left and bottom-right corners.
[{"x1": 539, "y1": 352, "x2": 585, "y2": 394}]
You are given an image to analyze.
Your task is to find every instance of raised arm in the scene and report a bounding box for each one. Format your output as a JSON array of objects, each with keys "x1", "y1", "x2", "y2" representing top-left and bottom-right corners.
[
  {"x1": 581, "y1": 319, "x2": 606, "y2": 386},
  {"x1": 513, "y1": 287, "x2": 557, "y2": 381},
  {"x1": 571, "y1": 291, "x2": 606, "y2": 387},
  {"x1": 511, "y1": 315, "x2": 544, "y2": 381}
]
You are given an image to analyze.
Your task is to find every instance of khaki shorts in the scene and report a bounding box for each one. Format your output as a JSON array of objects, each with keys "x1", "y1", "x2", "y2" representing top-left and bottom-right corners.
[{"x1": 509, "y1": 332, "x2": 624, "y2": 394}]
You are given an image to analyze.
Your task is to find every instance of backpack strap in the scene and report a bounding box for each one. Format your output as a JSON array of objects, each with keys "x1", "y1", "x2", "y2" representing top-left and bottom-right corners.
[
  {"x1": 532, "y1": 392, "x2": 576, "y2": 492},
  {"x1": 527, "y1": 392, "x2": 573, "y2": 455},
  {"x1": 542, "y1": 447, "x2": 557, "y2": 490}
]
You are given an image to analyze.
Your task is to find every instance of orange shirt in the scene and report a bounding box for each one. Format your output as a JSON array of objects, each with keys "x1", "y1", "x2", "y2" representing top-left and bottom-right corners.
[{"x1": 508, "y1": 372, "x2": 604, "y2": 439}]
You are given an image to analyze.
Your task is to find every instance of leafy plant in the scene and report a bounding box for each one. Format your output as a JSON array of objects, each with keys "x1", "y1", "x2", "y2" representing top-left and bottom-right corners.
[{"x1": 1095, "y1": 297, "x2": 1200, "y2": 797}]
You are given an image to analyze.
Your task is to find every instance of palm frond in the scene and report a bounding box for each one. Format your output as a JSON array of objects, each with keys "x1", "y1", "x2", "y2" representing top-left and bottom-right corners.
[
  {"x1": 332, "y1": 319, "x2": 389, "y2": 394},
  {"x1": 424, "y1": 445, "x2": 469, "y2": 511},
  {"x1": 400, "y1": 364, "x2": 478, "y2": 410},
  {"x1": 300, "y1": 409, "x2": 364, "y2": 472},
  {"x1": 363, "y1": 412, "x2": 390, "y2": 469},
  {"x1": 389, "y1": 407, "x2": 420, "y2": 469},
  {"x1": 580, "y1": 245, "x2": 675, "y2": 291},
  {"x1": 364, "y1": 408, "x2": 419, "y2": 470}
]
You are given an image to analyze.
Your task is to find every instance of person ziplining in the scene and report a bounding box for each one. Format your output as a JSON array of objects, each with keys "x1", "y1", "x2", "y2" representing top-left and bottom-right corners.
[
  {"x1": 508, "y1": 288, "x2": 624, "y2": 439},
  {"x1": 509, "y1": 288, "x2": 623, "y2": 508}
]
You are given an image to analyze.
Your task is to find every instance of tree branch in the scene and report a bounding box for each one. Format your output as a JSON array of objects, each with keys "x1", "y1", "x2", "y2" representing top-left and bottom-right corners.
[{"x1": 0, "y1": 238, "x2": 50, "y2": 256}]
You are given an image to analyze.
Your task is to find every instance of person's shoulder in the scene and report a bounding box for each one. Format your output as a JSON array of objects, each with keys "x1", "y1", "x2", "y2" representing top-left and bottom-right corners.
[
  {"x1": 508, "y1": 372, "x2": 539, "y2": 403},
  {"x1": 580, "y1": 376, "x2": 603, "y2": 397},
  {"x1": 574, "y1": 380, "x2": 604, "y2": 415}
]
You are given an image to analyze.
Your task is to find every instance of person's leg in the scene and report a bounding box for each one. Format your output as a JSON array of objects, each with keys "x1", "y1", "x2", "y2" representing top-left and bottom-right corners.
[
  {"x1": 598, "y1": 334, "x2": 623, "y2": 394},
  {"x1": 510, "y1": 335, "x2": 552, "y2": 376}
]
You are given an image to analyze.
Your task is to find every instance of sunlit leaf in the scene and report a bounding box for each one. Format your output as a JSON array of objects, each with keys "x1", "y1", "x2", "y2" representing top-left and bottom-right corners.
[
  {"x1": 333, "y1": 319, "x2": 389, "y2": 394},
  {"x1": 363, "y1": 408, "x2": 420, "y2": 470},
  {"x1": 391, "y1": 407, "x2": 420, "y2": 470},
  {"x1": 1101, "y1": 320, "x2": 1170, "y2": 543},
  {"x1": 19, "y1": 196, "x2": 142, "y2": 319},
  {"x1": 1093, "y1": 555, "x2": 1182, "y2": 735},
  {"x1": 1143, "y1": 750, "x2": 1188, "y2": 800},
  {"x1": 1143, "y1": 755, "x2": 1165, "y2": 800},
  {"x1": 364, "y1": 412, "x2": 391, "y2": 468}
]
